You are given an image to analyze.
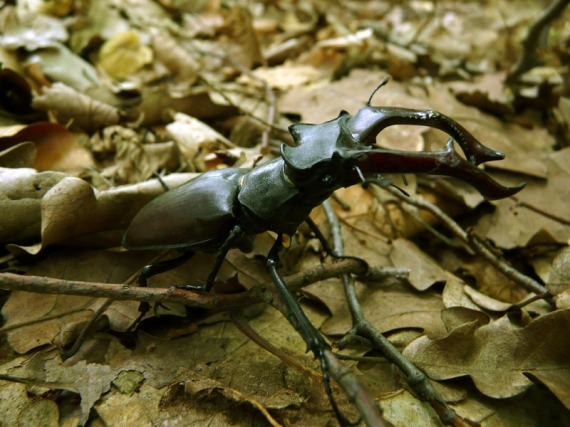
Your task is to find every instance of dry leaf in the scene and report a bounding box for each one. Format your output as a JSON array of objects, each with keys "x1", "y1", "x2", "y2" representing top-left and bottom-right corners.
[
  {"x1": 32, "y1": 83, "x2": 120, "y2": 132},
  {"x1": 98, "y1": 31, "x2": 153, "y2": 80},
  {"x1": 151, "y1": 32, "x2": 198, "y2": 84},
  {"x1": 403, "y1": 310, "x2": 570, "y2": 407},
  {"x1": 390, "y1": 238, "x2": 450, "y2": 291},
  {"x1": 0, "y1": 167, "x2": 66, "y2": 244},
  {"x1": 3, "y1": 172, "x2": 196, "y2": 253}
]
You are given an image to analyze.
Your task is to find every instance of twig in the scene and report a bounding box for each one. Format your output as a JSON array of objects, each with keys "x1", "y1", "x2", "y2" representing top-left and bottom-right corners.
[
  {"x1": 198, "y1": 76, "x2": 287, "y2": 134},
  {"x1": 385, "y1": 186, "x2": 551, "y2": 298},
  {"x1": 230, "y1": 309, "x2": 319, "y2": 380},
  {"x1": 322, "y1": 200, "x2": 459, "y2": 426},
  {"x1": 224, "y1": 57, "x2": 277, "y2": 154},
  {"x1": 505, "y1": 0, "x2": 570, "y2": 84},
  {"x1": 0, "y1": 258, "x2": 380, "y2": 425},
  {"x1": 322, "y1": 348, "x2": 388, "y2": 427},
  {"x1": 510, "y1": 196, "x2": 570, "y2": 226},
  {"x1": 0, "y1": 259, "x2": 367, "y2": 326},
  {"x1": 231, "y1": 310, "x2": 385, "y2": 426},
  {"x1": 60, "y1": 299, "x2": 114, "y2": 361}
]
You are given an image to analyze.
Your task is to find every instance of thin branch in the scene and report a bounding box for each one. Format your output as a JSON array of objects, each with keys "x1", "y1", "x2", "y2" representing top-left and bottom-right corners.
[
  {"x1": 510, "y1": 196, "x2": 570, "y2": 226},
  {"x1": 385, "y1": 186, "x2": 551, "y2": 298},
  {"x1": 322, "y1": 200, "x2": 459, "y2": 427},
  {"x1": 0, "y1": 259, "x2": 367, "y2": 326},
  {"x1": 230, "y1": 309, "x2": 320, "y2": 380},
  {"x1": 505, "y1": 0, "x2": 570, "y2": 84},
  {"x1": 322, "y1": 348, "x2": 388, "y2": 427},
  {"x1": 224, "y1": 56, "x2": 277, "y2": 154},
  {"x1": 60, "y1": 299, "x2": 113, "y2": 361}
]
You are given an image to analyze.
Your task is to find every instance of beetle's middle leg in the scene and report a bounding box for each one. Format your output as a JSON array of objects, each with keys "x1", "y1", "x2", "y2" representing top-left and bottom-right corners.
[
  {"x1": 305, "y1": 216, "x2": 370, "y2": 273},
  {"x1": 176, "y1": 224, "x2": 244, "y2": 293}
]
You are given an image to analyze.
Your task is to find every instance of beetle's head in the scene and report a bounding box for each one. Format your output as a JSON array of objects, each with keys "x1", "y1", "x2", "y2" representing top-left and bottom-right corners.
[{"x1": 282, "y1": 111, "x2": 370, "y2": 190}]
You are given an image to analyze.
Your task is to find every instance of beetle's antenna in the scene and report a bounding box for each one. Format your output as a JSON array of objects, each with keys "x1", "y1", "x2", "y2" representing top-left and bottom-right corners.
[{"x1": 367, "y1": 76, "x2": 390, "y2": 105}]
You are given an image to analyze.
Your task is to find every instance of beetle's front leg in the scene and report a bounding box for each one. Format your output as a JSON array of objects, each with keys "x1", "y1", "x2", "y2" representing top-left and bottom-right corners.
[
  {"x1": 266, "y1": 234, "x2": 359, "y2": 426},
  {"x1": 266, "y1": 234, "x2": 329, "y2": 355}
]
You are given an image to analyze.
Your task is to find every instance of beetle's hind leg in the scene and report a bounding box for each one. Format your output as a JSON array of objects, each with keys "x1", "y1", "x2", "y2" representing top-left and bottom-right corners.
[
  {"x1": 127, "y1": 251, "x2": 196, "y2": 332},
  {"x1": 266, "y1": 233, "x2": 359, "y2": 426}
]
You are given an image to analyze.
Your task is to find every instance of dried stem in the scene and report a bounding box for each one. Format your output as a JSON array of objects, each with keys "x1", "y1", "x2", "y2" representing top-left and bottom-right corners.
[
  {"x1": 0, "y1": 259, "x2": 366, "y2": 314},
  {"x1": 224, "y1": 56, "x2": 277, "y2": 154},
  {"x1": 384, "y1": 186, "x2": 551, "y2": 298},
  {"x1": 322, "y1": 200, "x2": 460, "y2": 426},
  {"x1": 230, "y1": 309, "x2": 319, "y2": 380},
  {"x1": 505, "y1": 0, "x2": 570, "y2": 84}
]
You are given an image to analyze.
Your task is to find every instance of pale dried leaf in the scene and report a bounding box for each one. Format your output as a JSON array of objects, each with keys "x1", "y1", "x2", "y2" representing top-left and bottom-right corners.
[
  {"x1": 449, "y1": 72, "x2": 515, "y2": 115},
  {"x1": 4, "y1": 173, "x2": 195, "y2": 253},
  {"x1": 32, "y1": 83, "x2": 120, "y2": 132},
  {"x1": 151, "y1": 32, "x2": 198, "y2": 84},
  {"x1": 474, "y1": 149, "x2": 570, "y2": 249},
  {"x1": 0, "y1": 381, "x2": 59, "y2": 427},
  {"x1": 98, "y1": 31, "x2": 153, "y2": 80},
  {"x1": 549, "y1": 246, "x2": 570, "y2": 295},
  {"x1": 166, "y1": 112, "x2": 235, "y2": 164}
]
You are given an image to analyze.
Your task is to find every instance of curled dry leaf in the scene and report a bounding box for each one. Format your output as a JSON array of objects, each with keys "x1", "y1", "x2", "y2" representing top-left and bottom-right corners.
[
  {"x1": 0, "y1": 141, "x2": 36, "y2": 168},
  {"x1": 27, "y1": 43, "x2": 101, "y2": 92},
  {"x1": 32, "y1": 83, "x2": 120, "y2": 132},
  {"x1": 1, "y1": 8, "x2": 68, "y2": 50},
  {"x1": 223, "y1": 5, "x2": 263, "y2": 69},
  {"x1": 4, "y1": 172, "x2": 196, "y2": 254},
  {"x1": 403, "y1": 310, "x2": 570, "y2": 408},
  {"x1": 0, "y1": 67, "x2": 39, "y2": 118},
  {"x1": 0, "y1": 167, "x2": 66, "y2": 244}
]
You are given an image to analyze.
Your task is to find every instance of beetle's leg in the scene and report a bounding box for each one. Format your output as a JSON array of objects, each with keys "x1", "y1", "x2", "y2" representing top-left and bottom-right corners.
[
  {"x1": 305, "y1": 216, "x2": 335, "y2": 256},
  {"x1": 139, "y1": 251, "x2": 195, "y2": 289},
  {"x1": 305, "y1": 217, "x2": 371, "y2": 274},
  {"x1": 267, "y1": 234, "x2": 328, "y2": 354},
  {"x1": 266, "y1": 234, "x2": 357, "y2": 426},
  {"x1": 127, "y1": 251, "x2": 196, "y2": 332},
  {"x1": 177, "y1": 225, "x2": 244, "y2": 293}
]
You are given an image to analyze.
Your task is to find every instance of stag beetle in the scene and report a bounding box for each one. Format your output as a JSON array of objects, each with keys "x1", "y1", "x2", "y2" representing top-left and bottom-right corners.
[{"x1": 123, "y1": 78, "x2": 524, "y2": 423}]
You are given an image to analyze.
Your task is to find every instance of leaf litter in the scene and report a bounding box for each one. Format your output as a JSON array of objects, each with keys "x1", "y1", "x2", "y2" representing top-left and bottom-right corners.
[{"x1": 0, "y1": 0, "x2": 570, "y2": 426}]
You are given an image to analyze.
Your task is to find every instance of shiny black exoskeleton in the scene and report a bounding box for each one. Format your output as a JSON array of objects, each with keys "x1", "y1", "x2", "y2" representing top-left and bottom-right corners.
[{"x1": 123, "y1": 78, "x2": 525, "y2": 425}]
